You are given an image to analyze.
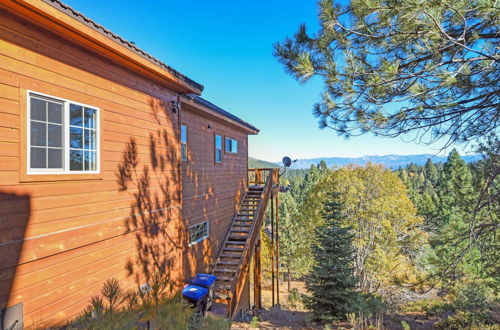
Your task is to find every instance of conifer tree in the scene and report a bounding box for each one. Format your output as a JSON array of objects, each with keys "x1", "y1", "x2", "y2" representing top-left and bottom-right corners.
[
  {"x1": 425, "y1": 159, "x2": 439, "y2": 185},
  {"x1": 436, "y1": 149, "x2": 476, "y2": 227},
  {"x1": 430, "y1": 149, "x2": 479, "y2": 282},
  {"x1": 274, "y1": 0, "x2": 499, "y2": 146},
  {"x1": 304, "y1": 191, "x2": 358, "y2": 321},
  {"x1": 279, "y1": 192, "x2": 310, "y2": 291}
]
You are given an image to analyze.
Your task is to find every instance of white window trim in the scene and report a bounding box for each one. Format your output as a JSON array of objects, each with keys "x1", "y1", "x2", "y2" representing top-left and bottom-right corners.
[
  {"x1": 188, "y1": 221, "x2": 209, "y2": 246},
  {"x1": 27, "y1": 90, "x2": 100, "y2": 175}
]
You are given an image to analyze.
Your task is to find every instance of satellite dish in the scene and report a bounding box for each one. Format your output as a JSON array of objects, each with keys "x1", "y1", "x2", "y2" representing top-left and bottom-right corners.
[{"x1": 282, "y1": 156, "x2": 292, "y2": 168}]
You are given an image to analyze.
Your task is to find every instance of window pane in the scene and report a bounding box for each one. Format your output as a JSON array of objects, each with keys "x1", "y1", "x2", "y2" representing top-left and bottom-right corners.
[
  {"x1": 181, "y1": 144, "x2": 187, "y2": 161},
  {"x1": 84, "y1": 107, "x2": 97, "y2": 128},
  {"x1": 84, "y1": 151, "x2": 97, "y2": 171},
  {"x1": 47, "y1": 148, "x2": 62, "y2": 168},
  {"x1": 84, "y1": 129, "x2": 96, "y2": 150},
  {"x1": 189, "y1": 222, "x2": 208, "y2": 243},
  {"x1": 48, "y1": 124, "x2": 62, "y2": 147},
  {"x1": 216, "y1": 150, "x2": 222, "y2": 162},
  {"x1": 225, "y1": 138, "x2": 231, "y2": 152},
  {"x1": 215, "y1": 135, "x2": 222, "y2": 149},
  {"x1": 30, "y1": 121, "x2": 46, "y2": 147},
  {"x1": 70, "y1": 127, "x2": 83, "y2": 148},
  {"x1": 30, "y1": 147, "x2": 46, "y2": 168},
  {"x1": 48, "y1": 102, "x2": 63, "y2": 124},
  {"x1": 30, "y1": 98, "x2": 46, "y2": 121},
  {"x1": 181, "y1": 125, "x2": 187, "y2": 143},
  {"x1": 70, "y1": 104, "x2": 83, "y2": 126},
  {"x1": 232, "y1": 140, "x2": 238, "y2": 153},
  {"x1": 70, "y1": 150, "x2": 84, "y2": 171}
]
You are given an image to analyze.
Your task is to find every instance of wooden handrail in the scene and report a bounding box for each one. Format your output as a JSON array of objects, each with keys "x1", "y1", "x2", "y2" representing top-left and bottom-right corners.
[{"x1": 228, "y1": 168, "x2": 279, "y2": 318}]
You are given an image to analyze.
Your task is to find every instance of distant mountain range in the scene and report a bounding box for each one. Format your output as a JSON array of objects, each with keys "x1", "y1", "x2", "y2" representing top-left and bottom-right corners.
[
  {"x1": 249, "y1": 154, "x2": 482, "y2": 170},
  {"x1": 284, "y1": 154, "x2": 482, "y2": 170},
  {"x1": 249, "y1": 157, "x2": 280, "y2": 169}
]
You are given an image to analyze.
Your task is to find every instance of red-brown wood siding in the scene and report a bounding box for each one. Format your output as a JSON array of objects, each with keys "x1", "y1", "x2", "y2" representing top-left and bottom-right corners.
[
  {"x1": 180, "y1": 102, "x2": 249, "y2": 279},
  {"x1": 0, "y1": 7, "x2": 186, "y2": 327}
]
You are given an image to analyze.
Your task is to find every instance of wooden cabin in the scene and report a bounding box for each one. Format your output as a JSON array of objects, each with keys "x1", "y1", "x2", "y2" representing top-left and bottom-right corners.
[{"x1": 0, "y1": 0, "x2": 278, "y2": 327}]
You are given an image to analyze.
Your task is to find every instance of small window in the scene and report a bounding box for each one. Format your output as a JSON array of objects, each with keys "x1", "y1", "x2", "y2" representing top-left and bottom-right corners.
[
  {"x1": 188, "y1": 221, "x2": 209, "y2": 245},
  {"x1": 181, "y1": 124, "x2": 187, "y2": 161},
  {"x1": 225, "y1": 137, "x2": 238, "y2": 154},
  {"x1": 215, "y1": 134, "x2": 222, "y2": 163},
  {"x1": 28, "y1": 92, "x2": 99, "y2": 174}
]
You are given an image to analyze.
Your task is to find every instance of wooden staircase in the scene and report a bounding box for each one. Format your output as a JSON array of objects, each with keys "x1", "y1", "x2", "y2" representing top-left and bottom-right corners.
[{"x1": 209, "y1": 168, "x2": 278, "y2": 319}]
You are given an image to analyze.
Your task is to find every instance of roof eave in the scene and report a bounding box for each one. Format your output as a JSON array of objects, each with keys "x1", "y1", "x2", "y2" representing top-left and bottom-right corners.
[
  {"x1": 181, "y1": 96, "x2": 259, "y2": 135},
  {"x1": 3, "y1": 0, "x2": 203, "y2": 94}
]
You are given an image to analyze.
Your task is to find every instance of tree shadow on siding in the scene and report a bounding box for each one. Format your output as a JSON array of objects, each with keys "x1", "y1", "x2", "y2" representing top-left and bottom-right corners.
[
  {"x1": 0, "y1": 192, "x2": 31, "y2": 326},
  {"x1": 116, "y1": 100, "x2": 184, "y2": 289}
]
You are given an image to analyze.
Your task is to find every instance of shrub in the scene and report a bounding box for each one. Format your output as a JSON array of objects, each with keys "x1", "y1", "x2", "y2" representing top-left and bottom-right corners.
[
  {"x1": 69, "y1": 275, "x2": 205, "y2": 329},
  {"x1": 435, "y1": 310, "x2": 499, "y2": 329},
  {"x1": 287, "y1": 288, "x2": 300, "y2": 310},
  {"x1": 347, "y1": 293, "x2": 386, "y2": 330},
  {"x1": 193, "y1": 315, "x2": 231, "y2": 330},
  {"x1": 154, "y1": 294, "x2": 194, "y2": 330},
  {"x1": 452, "y1": 281, "x2": 496, "y2": 312},
  {"x1": 250, "y1": 316, "x2": 260, "y2": 328},
  {"x1": 401, "y1": 299, "x2": 452, "y2": 316}
]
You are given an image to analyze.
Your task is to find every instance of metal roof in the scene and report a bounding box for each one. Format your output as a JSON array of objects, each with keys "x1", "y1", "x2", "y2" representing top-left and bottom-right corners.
[
  {"x1": 183, "y1": 95, "x2": 259, "y2": 133},
  {"x1": 42, "y1": 0, "x2": 204, "y2": 92}
]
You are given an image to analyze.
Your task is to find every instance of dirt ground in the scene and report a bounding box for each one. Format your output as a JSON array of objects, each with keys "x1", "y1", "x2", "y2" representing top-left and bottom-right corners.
[{"x1": 231, "y1": 280, "x2": 440, "y2": 329}]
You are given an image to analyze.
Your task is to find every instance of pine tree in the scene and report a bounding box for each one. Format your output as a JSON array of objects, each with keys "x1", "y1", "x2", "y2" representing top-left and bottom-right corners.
[
  {"x1": 279, "y1": 193, "x2": 309, "y2": 291},
  {"x1": 274, "y1": 0, "x2": 499, "y2": 145},
  {"x1": 425, "y1": 159, "x2": 439, "y2": 185},
  {"x1": 431, "y1": 149, "x2": 479, "y2": 282},
  {"x1": 435, "y1": 149, "x2": 476, "y2": 228},
  {"x1": 304, "y1": 191, "x2": 358, "y2": 321}
]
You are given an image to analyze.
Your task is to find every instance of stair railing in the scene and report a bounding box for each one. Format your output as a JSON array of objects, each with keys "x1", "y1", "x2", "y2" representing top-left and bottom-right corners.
[{"x1": 227, "y1": 168, "x2": 278, "y2": 318}]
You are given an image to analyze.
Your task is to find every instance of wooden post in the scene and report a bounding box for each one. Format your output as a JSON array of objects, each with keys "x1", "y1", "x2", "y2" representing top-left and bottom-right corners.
[
  {"x1": 255, "y1": 169, "x2": 262, "y2": 185},
  {"x1": 253, "y1": 238, "x2": 262, "y2": 309},
  {"x1": 275, "y1": 195, "x2": 280, "y2": 307},
  {"x1": 270, "y1": 191, "x2": 275, "y2": 307}
]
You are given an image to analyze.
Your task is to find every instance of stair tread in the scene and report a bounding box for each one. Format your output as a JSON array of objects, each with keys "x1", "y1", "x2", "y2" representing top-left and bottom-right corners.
[
  {"x1": 223, "y1": 247, "x2": 244, "y2": 251},
  {"x1": 215, "y1": 276, "x2": 233, "y2": 281},
  {"x1": 228, "y1": 236, "x2": 248, "y2": 241},
  {"x1": 214, "y1": 268, "x2": 238, "y2": 273},
  {"x1": 231, "y1": 229, "x2": 250, "y2": 233},
  {"x1": 217, "y1": 261, "x2": 239, "y2": 265},
  {"x1": 221, "y1": 254, "x2": 242, "y2": 258}
]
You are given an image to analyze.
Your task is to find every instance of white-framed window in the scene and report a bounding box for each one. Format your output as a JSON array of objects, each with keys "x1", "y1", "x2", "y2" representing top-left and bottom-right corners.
[
  {"x1": 215, "y1": 134, "x2": 222, "y2": 163},
  {"x1": 28, "y1": 91, "x2": 99, "y2": 174},
  {"x1": 180, "y1": 124, "x2": 187, "y2": 161},
  {"x1": 225, "y1": 137, "x2": 238, "y2": 154},
  {"x1": 188, "y1": 221, "x2": 209, "y2": 245}
]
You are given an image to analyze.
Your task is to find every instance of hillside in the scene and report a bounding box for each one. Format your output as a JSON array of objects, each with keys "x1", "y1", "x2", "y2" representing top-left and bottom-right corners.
[
  {"x1": 281, "y1": 154, "x2": 482, "y2": 170},
  {"x1": 249, "y1": 157, "x2": 281, "y2": 169}
]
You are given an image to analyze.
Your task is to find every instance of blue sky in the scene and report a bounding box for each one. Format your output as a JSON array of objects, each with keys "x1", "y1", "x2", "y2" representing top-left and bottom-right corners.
[{"x1": 64, "y1": 0, "x2": 469, "y2": 162}]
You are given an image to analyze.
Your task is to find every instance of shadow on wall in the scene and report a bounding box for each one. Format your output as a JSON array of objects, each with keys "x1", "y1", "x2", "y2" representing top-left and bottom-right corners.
[
  {"x1": 115, "y1": 98, "x2": 184, "y2": 290},
  {"x1": 0, "y1": 192, "x2": 31, "y2": 327},
  {"x1": 179, "y1": 104, "x2": 248, "y2": 278}
]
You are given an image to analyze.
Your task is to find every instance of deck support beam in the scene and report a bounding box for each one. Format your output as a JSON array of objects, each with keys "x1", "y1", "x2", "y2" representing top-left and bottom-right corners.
[
  {"x1": 253, "y1": 238, "x2": 262, "y2": 309},
  {"x1": 270, "y1": 191, "x2": 275, "y2": 306}
]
